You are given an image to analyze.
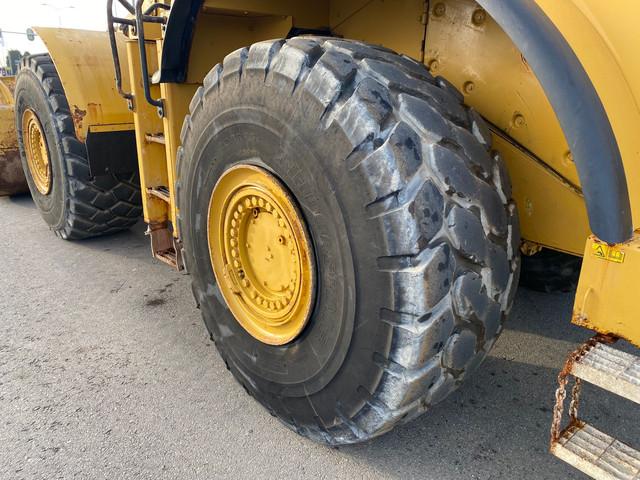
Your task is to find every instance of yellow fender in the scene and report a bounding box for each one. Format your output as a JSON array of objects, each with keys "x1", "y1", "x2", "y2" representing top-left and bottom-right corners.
[
  {"x1": 34, "y1": 27, "x2": 134, "y2": 142},
  {"x1": 477, "y1": 0, "x2": 640, "y2": 243}
]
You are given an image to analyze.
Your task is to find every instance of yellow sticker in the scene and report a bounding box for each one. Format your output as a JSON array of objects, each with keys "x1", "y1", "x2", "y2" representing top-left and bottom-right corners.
[
  {"x1": 608, "y1": 249, "x2": 626, "y2": 263},
  {"x1": 592, "y1": 243, "x2": 625, "y2": 263}
]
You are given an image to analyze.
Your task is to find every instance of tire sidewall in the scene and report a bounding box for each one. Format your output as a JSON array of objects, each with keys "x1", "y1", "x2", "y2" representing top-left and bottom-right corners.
[{"x1": 180, "y1": 81, "x2": 393, "y2": 420}]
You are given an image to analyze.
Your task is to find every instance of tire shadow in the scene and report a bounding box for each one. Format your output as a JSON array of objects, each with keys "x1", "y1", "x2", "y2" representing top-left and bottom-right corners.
[{"x1": 4, "y1": 192, "x2": 35, "y2": 209}]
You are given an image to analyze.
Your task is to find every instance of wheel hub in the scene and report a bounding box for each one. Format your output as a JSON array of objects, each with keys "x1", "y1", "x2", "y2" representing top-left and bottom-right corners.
[
  {"x1": 22, "y1": 109, "x2": 51, "y2": 195},
  {"x1": 208, "y1": 165, "x2": 315, "y2": 345}
]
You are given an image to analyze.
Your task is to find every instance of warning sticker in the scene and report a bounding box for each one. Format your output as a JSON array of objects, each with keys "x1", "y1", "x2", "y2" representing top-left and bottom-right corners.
[{"x1": 592, "y1": 243, "x2": 626, "y2": 263}]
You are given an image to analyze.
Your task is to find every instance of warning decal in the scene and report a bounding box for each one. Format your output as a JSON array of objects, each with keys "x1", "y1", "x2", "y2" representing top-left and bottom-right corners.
[{"x1": 592, "y1": 243, "x2": 626, "y2": 263}]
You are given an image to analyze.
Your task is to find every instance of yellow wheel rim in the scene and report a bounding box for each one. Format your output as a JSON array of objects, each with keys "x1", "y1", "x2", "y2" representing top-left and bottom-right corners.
[
  {"x1": 22, "y1": 109, "x2": 51, "y2": 195},
  {"x1": 208, "y1": 165, "x2": 315, "y2": 346}
]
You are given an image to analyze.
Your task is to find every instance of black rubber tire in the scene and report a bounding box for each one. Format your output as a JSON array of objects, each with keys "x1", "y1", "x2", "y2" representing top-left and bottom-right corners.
[
  {"x1": 177, "y1": 37, "x2": 520, "y2": 445},
  {"x1": 520, "y1": 248, "x2": 582, "y2": 293},
  {"x1": 14, "y1": 54, "x2": 142, "y2": 240}
]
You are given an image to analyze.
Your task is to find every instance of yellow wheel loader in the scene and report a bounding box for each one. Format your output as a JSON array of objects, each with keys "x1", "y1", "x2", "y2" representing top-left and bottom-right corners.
[
  {"x1": 6, "y1": 1, "x2": 640, "y2": 476},
  {"x1": 0, "y1": 76, "x2": 28, "y2": 196}
]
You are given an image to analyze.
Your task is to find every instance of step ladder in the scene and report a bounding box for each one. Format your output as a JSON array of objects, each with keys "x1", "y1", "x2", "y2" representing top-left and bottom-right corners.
[{"x1": 550, "y1": 336, "x2": 640, "y2": 479}]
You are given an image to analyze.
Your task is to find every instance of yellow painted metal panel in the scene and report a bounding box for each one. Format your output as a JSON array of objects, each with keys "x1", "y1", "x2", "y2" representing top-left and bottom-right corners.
[
  {"x1": 126, "y1": 40, "x2": 169, "y2": 225},
  {"x1": 573, "y1": 232, "x2": 640, "y2": 348},
  {"x1": 0, "y1": 75, "x2": 27, "y2": 196},
  {"x1": 159, "y1": 81, "x2": 199, "y2": 233},
  {"x1": 329, "y1": 0, "x2": 371, "y2": 28},
  {"x1": 202, "y1": 0, "x2": 328, "y2": 29},
  {"x1": 34, "y1": 28, "x2": 133, "y2": 142},
  {"x1": 0, "y1": 105, "x2": 15, "y2": 151},
  {"x1": 0, "y1": 76, "x2": 14, "y2": 105},
  {"x1": 492, "y1": 131, "x2": 589, "y2": 255},
  {"x1": 331, "y1": 0, "x2": 427, "y2": 60},
  {"x1": 186, "y1": 13, "x2": 292, "y2": 84},
  {"x1": 0, "y1": 77, "x2": 15, "y2": 153}
]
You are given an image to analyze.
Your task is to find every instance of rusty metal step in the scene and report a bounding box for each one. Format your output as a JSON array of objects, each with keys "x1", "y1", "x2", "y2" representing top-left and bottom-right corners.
[
  {"x1": 553, "y1": 423, "x2": 640, "y2": 480},
  {"x1": 572, "y1": 343, "x2": 640, "y2": 405},
  {"x1": 146, "y1": 223, "x2": 183, "y2": 271}
]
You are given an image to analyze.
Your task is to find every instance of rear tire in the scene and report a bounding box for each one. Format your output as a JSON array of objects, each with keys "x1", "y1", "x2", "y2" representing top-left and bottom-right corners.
[
  {"x1": 15, "y1": 54, "x2": 141, "y2": 240},
  {"x1": 178, "y1": 37, "x2": 520, "y2": 444}
]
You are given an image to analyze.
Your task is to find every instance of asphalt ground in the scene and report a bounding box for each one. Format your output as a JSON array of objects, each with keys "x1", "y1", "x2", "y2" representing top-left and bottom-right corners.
[{"x1": 2, "y1": 193, "x2": 639, "y2": 479}]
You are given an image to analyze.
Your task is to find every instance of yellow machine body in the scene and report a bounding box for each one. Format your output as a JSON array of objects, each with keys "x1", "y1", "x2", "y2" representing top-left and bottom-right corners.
[
  {"x1": 30, "y1": 0, "x2": 640, "y2": 344},
  {"x1": 573, "y1": 231, "x2": 640, "y2": 348},
  {"x1": 173, "y1": 0, "x2": 640, "y2": 256}
]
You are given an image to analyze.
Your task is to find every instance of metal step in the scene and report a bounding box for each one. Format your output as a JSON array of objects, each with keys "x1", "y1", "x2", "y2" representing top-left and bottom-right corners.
[
  {"x1": 572, "y1": 343, "x2": 640, "y2": 405},
  {"x1": 553, "y1": 423, "x2": 640, "y2": 480},
  {"x1": 144, "y1": 133, "x2": 165, "y2": 145},
  {"x1": 147, "y1": 186, "x2": 171, "y2": 203}
]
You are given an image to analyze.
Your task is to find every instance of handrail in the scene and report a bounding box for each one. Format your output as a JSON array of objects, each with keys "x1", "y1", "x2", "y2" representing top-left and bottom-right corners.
[
  {"x1": 107, "y1": 0, "x2": 134, "y2": 107},
  {"x1": 144, "y1": 2, "x2": 171, "y2": 16},
  {"x1": 106, "y1": 0, "x2": 169, "y2": 116},
  {"x1": 134, "y1": 0, "x2": 166, "y2": 116}
]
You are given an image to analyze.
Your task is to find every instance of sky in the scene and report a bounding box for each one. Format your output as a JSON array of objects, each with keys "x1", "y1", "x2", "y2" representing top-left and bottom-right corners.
[{"x1": 1, "y1": 0, "x2": 128, "y2": 62}]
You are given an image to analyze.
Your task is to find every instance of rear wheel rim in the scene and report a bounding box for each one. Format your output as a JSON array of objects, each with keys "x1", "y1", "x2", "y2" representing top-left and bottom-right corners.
[
  {"x1": 22, "y1": 109, "x2": 51, "y2": 195},
  {"x1": 207, "y1": 164, "x2": 316, "y2": 346}
]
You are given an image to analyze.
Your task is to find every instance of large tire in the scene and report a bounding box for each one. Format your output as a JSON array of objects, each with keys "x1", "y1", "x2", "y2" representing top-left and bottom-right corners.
[
  {"x1": 178, "y1": 37, "x2": 520, "y2": 444},
  {"x1": 15, "y1": 54, "x2": 141, "y2": 240},
  {"x1": 520, "y1": 248, "x2": 582, "y2": 293}
]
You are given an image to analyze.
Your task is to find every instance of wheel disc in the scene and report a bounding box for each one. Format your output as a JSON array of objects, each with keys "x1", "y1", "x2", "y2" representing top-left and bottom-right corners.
[
  {"x1": 22, "y1": 109, "x2": 51, "y2": 195},
  {"x1": 207, "y1": 165, "x2": 315, "y2": 346}
]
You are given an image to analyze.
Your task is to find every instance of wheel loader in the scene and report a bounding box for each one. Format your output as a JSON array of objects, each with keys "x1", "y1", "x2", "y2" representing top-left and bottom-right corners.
[
  {"x1": 2, "y1": 1, "x2": 640, "y2": 477},
  {"x1": 0, "y1": 76, "x2": 28, "y2": 196}
]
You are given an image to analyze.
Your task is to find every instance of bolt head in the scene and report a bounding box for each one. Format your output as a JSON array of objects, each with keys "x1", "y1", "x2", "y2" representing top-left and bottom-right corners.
[
  {"x1": 513, "y1": 114, "x2": 526, "y2": 128},
  {"x1": 463, "y1": 81, "x2": 475, "y2": 94},
  {"x1": 472, "y1": 9, "x2": 486, "y2": 25}
]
